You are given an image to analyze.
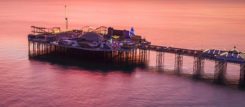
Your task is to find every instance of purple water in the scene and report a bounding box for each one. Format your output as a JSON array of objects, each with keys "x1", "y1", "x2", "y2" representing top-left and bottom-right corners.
[{"x1": 1, "y1": 0, "x2": 245, "y2": 106}]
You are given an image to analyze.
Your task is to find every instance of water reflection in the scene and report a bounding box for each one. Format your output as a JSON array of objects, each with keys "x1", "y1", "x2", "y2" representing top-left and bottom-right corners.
[{"x1": 29, "y1": 54, "x2": 147, "y2": 73}]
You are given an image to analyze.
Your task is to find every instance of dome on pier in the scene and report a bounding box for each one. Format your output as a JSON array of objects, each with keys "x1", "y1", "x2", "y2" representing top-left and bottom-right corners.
[{"x1": 80, "y1": 32, "x2": 103, "y2": 42}]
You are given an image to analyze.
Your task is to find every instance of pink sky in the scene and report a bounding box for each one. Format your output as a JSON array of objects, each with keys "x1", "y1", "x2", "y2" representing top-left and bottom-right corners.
[{"x1": 0, "y1": 0, "x2": 245, "y2": 50}]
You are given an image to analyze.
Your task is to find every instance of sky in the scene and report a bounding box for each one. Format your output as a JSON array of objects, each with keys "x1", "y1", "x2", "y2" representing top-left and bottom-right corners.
[{"x1": 0, "y1": 0, "x2": 245, "y2": 50}]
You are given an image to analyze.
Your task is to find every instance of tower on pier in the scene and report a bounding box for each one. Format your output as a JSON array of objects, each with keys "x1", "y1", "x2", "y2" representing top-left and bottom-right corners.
[{"x1": 65, "y1": 5, "x2": 68, "y2": 31}]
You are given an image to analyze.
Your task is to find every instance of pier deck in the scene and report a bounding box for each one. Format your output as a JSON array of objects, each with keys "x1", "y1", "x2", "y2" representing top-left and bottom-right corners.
[{"x1": 140, "y1": 45, "x2": 245, "y2": 64}]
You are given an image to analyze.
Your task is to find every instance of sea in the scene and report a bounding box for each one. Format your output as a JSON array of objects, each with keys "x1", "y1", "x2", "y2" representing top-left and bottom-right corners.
[{"x1": 0, "y1": 0, "x2": 245, "y2": 107}]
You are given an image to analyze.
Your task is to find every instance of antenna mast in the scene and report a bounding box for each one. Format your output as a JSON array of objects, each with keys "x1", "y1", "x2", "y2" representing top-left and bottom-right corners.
[{"x1": 65, "y1": 5, "x2": 68, "y2": 31}]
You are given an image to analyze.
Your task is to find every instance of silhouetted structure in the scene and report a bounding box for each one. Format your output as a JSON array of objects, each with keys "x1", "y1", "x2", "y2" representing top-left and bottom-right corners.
[{"x1": 28, "y1": 26, "x2": 245, "y2": 88}]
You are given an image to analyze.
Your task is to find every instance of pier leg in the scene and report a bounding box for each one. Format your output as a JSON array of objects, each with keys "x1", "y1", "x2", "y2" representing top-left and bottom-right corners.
[
  {"x1": 139, "y1": 49, "x2": 142, "y2": 63},
  {"x1": 214, "y1": 61, "x2": 227, "y2": 84},
  {"x1": 193, "y1": 57, "x2": 204, "y2": 79},
  {"x1": 48, "y1": 44, "x2": 50, "y2": 54},
  {"x1": 148, "y1": 50, "x2": 150, "y2": 61},
  {"x1": 144, "y1": 50, "x2": 147, "y2": 62},
  {"x1": 41, "y1": 43, "x2": 43, "y2": 55},
  {"x1": 45, "y1": 43, "x2": 48, "y2": 55},
  {"x1": 239, "y1": 64, "x2": 245, "y2": 88},
  {"x1": 141, "y1": 49, "x2": 144, "y2": 63},
  {"x1": 131, "y1": 49, "x2": 134, "y2": 64},
  {"x1": 175, "y1": 53, "x2": 183, "y2": 74},
  {"x1": 156, "y1": 52, "x2": 164, "y2": 71},
  {"x1": 33, "y1": 42, "x2": 36, "y2": 56},
  {"x1": 37, "y1": 42, "x2": 40, "y2": 56}
]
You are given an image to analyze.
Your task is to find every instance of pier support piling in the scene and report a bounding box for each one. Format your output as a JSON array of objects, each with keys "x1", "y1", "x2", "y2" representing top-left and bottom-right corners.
[
  {"x1": 214, "y1": 61, "x2": 227, "y2": 84},
  {"x1": 175, "y1": 53, "x2": 183, "y2": 74},
  {"x1": 156, "y1": 52, "x2": 164, "y2": 71},
  {"x1": 239, "y1": 64, "x2": 245, "y2": 88},
  {"x1": 193, "y1": 57, "x2": 204, "y2": 79}
]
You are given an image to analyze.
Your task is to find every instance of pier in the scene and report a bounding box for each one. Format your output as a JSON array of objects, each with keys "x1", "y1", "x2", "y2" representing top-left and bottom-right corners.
[
  {"x1": 28, "y1": 26, "x2": 245, "y2": 88},
  {"x1": 139, "y1": 44, "x2": 245, "y2": 87},
  {"x1": 28, "y1": 41, "x2": 148, "y2": 68}
]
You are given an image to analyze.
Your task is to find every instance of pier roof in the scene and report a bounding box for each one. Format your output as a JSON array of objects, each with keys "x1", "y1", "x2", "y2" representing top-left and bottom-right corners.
[{"x1": 81, "y1": 32, "x2": 102, "y2": 41}]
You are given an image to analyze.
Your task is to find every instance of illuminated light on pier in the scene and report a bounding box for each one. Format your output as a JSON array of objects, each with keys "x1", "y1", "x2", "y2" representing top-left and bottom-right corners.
[
  {"x1": 156, "y1": 47, "x2": 161, "y2": 50},
  {"x1": 194, "y1": 51, "x2": 198, "y2": 55}
]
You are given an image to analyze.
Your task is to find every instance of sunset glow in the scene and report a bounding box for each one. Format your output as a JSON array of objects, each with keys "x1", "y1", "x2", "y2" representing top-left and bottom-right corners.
[{"x1": 1, "y1": 0, "x2": 245, "y2": 106}]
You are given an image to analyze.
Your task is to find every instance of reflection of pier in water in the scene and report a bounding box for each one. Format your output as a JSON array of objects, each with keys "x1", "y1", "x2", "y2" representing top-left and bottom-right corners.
[{"x1": 28, "y1": 41, "x2": 245, "y2": 88}]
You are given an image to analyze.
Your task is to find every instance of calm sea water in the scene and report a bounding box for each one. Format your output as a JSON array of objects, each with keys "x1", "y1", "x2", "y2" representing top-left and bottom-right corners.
[{"x1": 1, "y1": 0, "x2": 245, "y2": 107}]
